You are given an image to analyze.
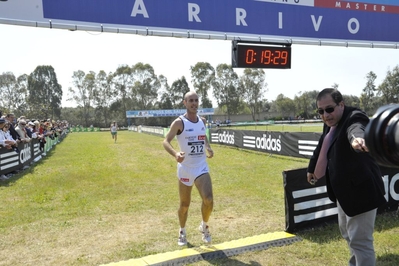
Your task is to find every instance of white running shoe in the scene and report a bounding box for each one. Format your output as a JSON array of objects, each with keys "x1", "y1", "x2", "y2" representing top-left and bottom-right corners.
[
  {"x1": 199, "y1": 224, "x2": 211, "y2": 244},
  {"x1": 178, "y1": 230, "x2": 187, "y2": 246}
]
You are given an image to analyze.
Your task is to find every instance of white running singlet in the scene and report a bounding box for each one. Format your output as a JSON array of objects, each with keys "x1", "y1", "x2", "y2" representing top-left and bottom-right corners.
[
  {"x1": 176, "y1": 115, "x2": 209, "y2": 186},
  {"x1": 176, "y1": 115, "x2": 207, "y2": 168}
]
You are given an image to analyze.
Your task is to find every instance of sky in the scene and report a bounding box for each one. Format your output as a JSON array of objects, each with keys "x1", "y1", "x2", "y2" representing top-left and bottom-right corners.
[{"x1": 1, "y1": 23, "x2": 399, "y2": 108}]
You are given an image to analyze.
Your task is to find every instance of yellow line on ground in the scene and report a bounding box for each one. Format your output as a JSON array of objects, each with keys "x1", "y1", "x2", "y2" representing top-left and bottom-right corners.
[{"x1": 101, "y1": 231, "x2": 299, "y2": 266}]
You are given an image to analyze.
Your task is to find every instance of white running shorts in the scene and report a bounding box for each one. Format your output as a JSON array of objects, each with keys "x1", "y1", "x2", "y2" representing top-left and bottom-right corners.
[{"x1": 177, "y1": 163, "x2": 209, "y2": 186}]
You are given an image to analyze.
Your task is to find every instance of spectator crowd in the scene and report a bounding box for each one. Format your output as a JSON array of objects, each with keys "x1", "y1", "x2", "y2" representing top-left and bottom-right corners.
[{"x1": 0, "y1": 110, "x2": 69, "y2": 181}]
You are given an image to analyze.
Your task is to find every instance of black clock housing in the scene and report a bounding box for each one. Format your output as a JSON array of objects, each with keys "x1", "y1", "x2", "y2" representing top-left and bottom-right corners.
[{"x1": 232, "y1": 41, "x2": 292, "y2": 69}]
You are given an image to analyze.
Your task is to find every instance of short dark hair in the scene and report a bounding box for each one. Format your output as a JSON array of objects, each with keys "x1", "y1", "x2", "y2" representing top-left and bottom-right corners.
[{"x1": 317, "y1": 88, "x2": 343, "y2": 105}]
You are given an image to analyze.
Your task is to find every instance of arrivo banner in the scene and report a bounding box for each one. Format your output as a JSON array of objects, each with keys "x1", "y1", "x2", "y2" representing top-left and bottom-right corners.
[
  {"x1": 41, "y1": 0, "x2": 399, "y2": 42},
  {"x1": 1, "y1": 0, "x2": 399, "y2": 44}
]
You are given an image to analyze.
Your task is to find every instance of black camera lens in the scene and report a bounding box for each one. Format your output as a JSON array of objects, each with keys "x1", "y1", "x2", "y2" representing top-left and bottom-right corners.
[{"x1": 365, "y1": 104, "x2": 399, "y2": 168}]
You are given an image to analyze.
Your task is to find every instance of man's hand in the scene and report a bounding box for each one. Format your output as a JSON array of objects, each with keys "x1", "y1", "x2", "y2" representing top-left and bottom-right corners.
[
  {"x1": 307, "y1": 172, "x2": 317, "y2": 185},
  {"x1": 206, "y1": 147, "x2": 214, "y2": 158},
  {"x1": 175, "y1": 151, "x2": 185, "y2": 163},
  {"x1": 351, "y1": 135, "x2": 368, "y2": 152}
]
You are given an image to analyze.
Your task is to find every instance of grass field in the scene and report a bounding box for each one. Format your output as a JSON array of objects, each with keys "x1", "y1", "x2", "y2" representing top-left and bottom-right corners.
[{"x1": 0, "y1": 130, "x2": 398, "y2": 266}]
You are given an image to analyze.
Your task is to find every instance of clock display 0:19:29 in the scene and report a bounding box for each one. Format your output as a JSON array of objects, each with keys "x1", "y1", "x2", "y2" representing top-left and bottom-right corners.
[{"x1": 237, "y1": 45, "x2": 291, "y2": 69}]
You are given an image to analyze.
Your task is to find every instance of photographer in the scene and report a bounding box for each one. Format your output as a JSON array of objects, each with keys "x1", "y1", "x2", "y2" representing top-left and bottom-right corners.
[
  {"x1": 365, "y1": 104, "x2": 399, "y2": 168},
  {"x1": 307, "y1": 88, "x2": 386, "y2": 266}
]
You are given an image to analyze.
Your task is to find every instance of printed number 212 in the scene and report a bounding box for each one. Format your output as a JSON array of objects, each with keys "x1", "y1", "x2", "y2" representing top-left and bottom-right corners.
[{"x1": 191, "y1": 145, "x2": 203, "y2": 153}]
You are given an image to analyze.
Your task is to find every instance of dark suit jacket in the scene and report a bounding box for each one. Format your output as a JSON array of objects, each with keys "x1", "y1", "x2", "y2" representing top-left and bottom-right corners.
[
  {"x1": 8, "y1": 123, "x2": 20, "y2": 140},
  {"x1": 25, "y1": 127, "x2": 33, "y2": 138},
  {"x1": 308, "y1": 106, "x2": 386, "y2": 217}
]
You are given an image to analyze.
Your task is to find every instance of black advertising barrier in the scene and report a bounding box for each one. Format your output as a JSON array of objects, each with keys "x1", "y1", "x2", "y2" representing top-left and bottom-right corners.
[
  {"x1": 283, "y1": 167, "x2": 399, "y2": 233},
  {"x1": 283, "y1": 168, "x2": 337, "y2": 233},
  {"x1": 0, "y1": 140, "x2": 42, "y2": 175},
  {"x1": 209, "y1": 129, "x2": 322, "y2": 159},
  {"x1": 0, "y1": 132, "x2": 67, "y2": 176}
]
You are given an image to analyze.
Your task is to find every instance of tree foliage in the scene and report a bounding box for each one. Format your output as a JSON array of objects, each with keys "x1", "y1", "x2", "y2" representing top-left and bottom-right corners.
[
  {"x1": 131, "y1": 63, "x2": 160, "y2": 110},
  {"x1": 294, "y1": 91, "x2": 318, "y2": 119},
  {"x1": 169, "y1": 76, "x2": 190, "y2": 109},
  {"x1": 4, "y1": 61, "x2": 399, "y2": 127},
  {"x1": 190, "y1": 62, "x2": 215, "y2": 108},
  {"x1": 274, "y1": 94, "x2": 295, "y2": 118},
  {"x1": 360, "y1": 71, "x2": 377, "y2": 115},
  {"x1": 213, "y1": 64, "x2": 241, "y2": 118},
  {"x1": 28, "y1": 66, "x2": 62, "y2": 120},
  {"x1": 378, "y1": 66, "x2": 399, "y2": 104},
  {"x1": 240, "y1": 68, "x2": 267, "y2": 120},
  {"x1": 0, "y1": 72, "x2": 20, "y2": 113}
]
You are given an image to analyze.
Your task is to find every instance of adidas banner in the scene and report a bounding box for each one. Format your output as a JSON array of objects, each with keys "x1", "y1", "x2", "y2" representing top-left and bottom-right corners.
[{"x1": 209, "y1": 129, "x2": 321, "y2": 159}]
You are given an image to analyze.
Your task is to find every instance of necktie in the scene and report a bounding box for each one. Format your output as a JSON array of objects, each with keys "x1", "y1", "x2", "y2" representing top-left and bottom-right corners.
[{"x1": 314, "y1": 126, "x2": 336, "y2": 179}]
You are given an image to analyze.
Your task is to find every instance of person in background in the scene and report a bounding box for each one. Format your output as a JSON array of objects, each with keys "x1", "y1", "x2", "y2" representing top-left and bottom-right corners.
[
  {"x1": 0, "y1": 119, "x2": 16, "y2": 150},
  {"x1": 39, "y1": 122, "x2": 48, "y2": 153},
  {"x1": 307, "y1": 88, "x2": 386, "y2": 266},
  {"x1": 25, "y1": 121, "x2": 34, "y2": 138},
  {"x1": 32, "y1": 120, "x2": 43, "y2": 141},
  {"x1": 1, "y1": 120, "x2": 19, "y2": 153},
  {"x1": 110, "y1": 121, "x2": 118, "y2": 143},
  {"x1": 5, "y1": 113, "x2": 19, "y2": 141},
  {"x1": 15, "y1": 119, "x2": 31, "y2": 143},
  {"x1": 163, "y1": 90, "x2": 214, "y2": 246},
  {"x1": 29, "y1": 121, "x2": 39, "y2": 139}
]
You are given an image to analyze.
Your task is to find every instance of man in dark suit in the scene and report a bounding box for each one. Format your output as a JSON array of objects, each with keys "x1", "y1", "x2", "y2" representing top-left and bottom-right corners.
[
  {"x1": 5, "y1": 113, "x2": 20, "y2": 141},
  {"x1": 307, "y1": 88, "x2": 386, "y2": 266}
]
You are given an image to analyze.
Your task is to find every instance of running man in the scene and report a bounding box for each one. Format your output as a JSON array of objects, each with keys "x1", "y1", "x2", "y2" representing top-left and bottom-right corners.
[
  {"x1": 163, "y1": 90, "x2": 214, "y2": 246},
  {"x1": 110, "y1": 121, "x2": 117, "y2": 143}
]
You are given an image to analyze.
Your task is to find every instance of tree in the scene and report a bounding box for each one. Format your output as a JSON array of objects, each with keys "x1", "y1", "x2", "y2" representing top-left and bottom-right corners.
[
  {"x1": 17, "y1": 74, "x2": 32, "y2": 117},
  {"x1": 0, "y1": 72, "x2": 26, "y2": 114},
  {"x1": 360, "y1": 71, "x2": 377, "y2": 115},
  {"x1": 68, "y1": 70, "x2": 96, "y2": 126},
  {"x1": 157, "y1": 74, "x2": 173, "y2": 109},
  {"x1": 113, "y1": 65, "x2": 134, "y2": 121},
  {"x1": 93, "y1": 70, "x2": 115, "y2": 127},
  {"x1": 190, "y1": 62, "x2": 215, "y2": 108},
  {"x1": 343, "y1": 94, "x2": 360, "y2": 108},
  {"x1": 212, "y1": 64, "x2": 241, "y2": 119},
  {"x1": 378, "y1": 65, "x2": 399, "y2": 104},
  {"x1": 168, "y1": 76, "x2": 190, "y2": 109},
  {"x1": 28, "y1": 66, "x2": 62, "y2": 120},
  {"x1": 274, "y1": 94, "x2": 295, "y2": 119},
  {"x1": 240, "y1": 68, "x2": 267, "y2": 121},
  {"x1": 130, "y1": 62, "x2": 160, "y2": 110},
  {"x1": 294, "y1": 91, "x2": 318, "y2": 119}
]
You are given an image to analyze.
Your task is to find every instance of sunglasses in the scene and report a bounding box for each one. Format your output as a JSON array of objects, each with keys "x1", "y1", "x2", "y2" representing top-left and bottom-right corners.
[{"x1": 317, "y1": 105, "x2": 338, "y2": 115}]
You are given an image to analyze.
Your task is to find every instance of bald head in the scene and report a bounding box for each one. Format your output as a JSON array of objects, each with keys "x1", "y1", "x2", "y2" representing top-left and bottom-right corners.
[{"x1": 184, "y1": 91, "x2": 198, "y2": 101}]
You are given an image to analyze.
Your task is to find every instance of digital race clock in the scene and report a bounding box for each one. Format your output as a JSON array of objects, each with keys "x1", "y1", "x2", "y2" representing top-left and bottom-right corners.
[{"x1": 232, "y1": 41, "x2": 292, "y2": 69}]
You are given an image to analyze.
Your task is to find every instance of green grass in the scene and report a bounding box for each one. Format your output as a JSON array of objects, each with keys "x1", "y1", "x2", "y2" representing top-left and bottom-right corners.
[{"x1": 0, "y1": 130, "x2": 398, "y2": 266}]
